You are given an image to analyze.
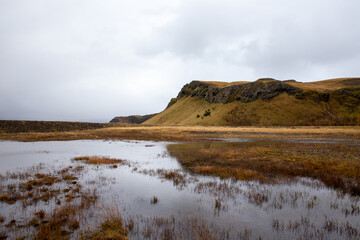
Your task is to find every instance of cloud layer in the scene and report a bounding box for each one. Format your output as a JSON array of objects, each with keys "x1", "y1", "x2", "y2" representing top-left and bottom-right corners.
[{"x1": 1, "y1": 0, "x2": 359, "y2": 121}]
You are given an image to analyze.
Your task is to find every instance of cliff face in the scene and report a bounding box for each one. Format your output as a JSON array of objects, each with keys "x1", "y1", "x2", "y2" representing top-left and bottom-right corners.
[
  {"x1": 110, "y1": 114, "x2": 157, "y2": 124},
  {"x1": 175, "y1": 79, "x2": 302, "y2": 104}
]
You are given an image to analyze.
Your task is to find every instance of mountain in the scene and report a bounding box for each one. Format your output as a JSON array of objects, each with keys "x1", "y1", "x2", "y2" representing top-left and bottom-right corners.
[
  {"x1": 110, "y1": 114, "x2": 157, "y2": 124},
  {"x1": 144, "y1": 78, "x2": 360, "y2": 126}
]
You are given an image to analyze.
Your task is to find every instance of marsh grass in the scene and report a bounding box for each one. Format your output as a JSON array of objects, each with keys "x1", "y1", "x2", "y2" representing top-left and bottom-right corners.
[
  {"x1": 73, "y1": 156, "x2": 127, "y2": 165},
  {"x1": 0, "y1": 232, "x2": 7, "y2": 240},
  {"x1": 0, "y1": 163, "x2": 103, "y2": 239},
  {"x1": 1, "y1": 140, "x2": 360, "y2": 239},
  {"x1": 86, "y1": 204, "x2": 129, "y2": 240},
  {"x1": 271, "y1": 215, "x2": 360, "y2": 239},
  {"x1": 138, "y1": 169, "x2": 198, "y2": 190},
  {"x1": 1, "y1": 125, "x2": 360, "y2": 142},
  {"x1": 167, "y1": 141, "x2": 360, "y2": 195},
  {"x1": 214, "y1": 198, "x2": 221, "y2": 211},
  {"x1": 5, "y1": 166, "x2": 85, "y2": 206},
  {"x1": 127, "y1": 215, "x2": 235, "y2": 240},
  {"x1": 151, "y1": 196, "x2": 159, "y2": 205}
]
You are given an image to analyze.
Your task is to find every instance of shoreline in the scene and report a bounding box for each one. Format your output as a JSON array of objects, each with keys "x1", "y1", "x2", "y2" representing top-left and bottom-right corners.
[{"x1": 1, "y1": 125, "x2": 359, "y2": 142}]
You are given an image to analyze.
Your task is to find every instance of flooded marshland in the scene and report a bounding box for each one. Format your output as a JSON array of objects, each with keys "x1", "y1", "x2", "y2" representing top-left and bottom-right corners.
[{"x1": 0, "y1": 139, "x2": 359, "y2": 239}]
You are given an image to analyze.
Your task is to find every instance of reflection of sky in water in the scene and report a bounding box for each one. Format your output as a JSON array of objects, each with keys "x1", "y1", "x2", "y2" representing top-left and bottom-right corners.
[
  {"x1": 0, "y1": 140, "x2": 180, "y2": 173},
  {"x1": 0, "y1": 140, "x2": 359, "y2": 239}
]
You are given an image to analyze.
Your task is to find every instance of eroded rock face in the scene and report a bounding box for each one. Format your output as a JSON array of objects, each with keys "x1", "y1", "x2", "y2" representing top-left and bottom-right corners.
[{"x1": 177, "y1": 80, "x2": 303, "y2": 103}]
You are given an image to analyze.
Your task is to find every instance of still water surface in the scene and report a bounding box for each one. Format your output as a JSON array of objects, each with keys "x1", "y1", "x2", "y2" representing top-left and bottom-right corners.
[{"x1": 0, "y1": 140, "x2": 359, "y2": 239}]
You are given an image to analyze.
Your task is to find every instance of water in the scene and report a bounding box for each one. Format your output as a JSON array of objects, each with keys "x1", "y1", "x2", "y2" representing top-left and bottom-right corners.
[
  {"x1": 0, "y1": 139, "x2": 359, "y2": 239},
  {"x1": 220, "y1": 137, "x2": 360, "y2": 146}
]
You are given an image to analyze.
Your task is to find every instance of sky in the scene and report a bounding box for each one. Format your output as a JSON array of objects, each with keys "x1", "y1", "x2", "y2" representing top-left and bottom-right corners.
[{"x1": 1, "y1": 0, "x2": 360, "y2": 122}]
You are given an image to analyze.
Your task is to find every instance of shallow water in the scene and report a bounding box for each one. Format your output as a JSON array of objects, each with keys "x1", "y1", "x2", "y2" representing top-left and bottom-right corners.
[
  {"x1": 220, "y1": 137, "x2": 360, "y2": 146},
  {"x1": 0, "y1": 139, "x2": 359, "y2": 239}
]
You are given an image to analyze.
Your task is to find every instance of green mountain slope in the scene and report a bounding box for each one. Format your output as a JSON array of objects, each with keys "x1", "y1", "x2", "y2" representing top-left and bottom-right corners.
[{"x1": 145, "y1": 78, "x2": 360, "y2": 126}]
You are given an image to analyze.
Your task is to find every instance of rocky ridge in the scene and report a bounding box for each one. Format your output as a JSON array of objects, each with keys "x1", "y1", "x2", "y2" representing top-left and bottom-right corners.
[
  {"x1": 169, "y1": 79, "x2": 303, "y2": 108},
  {"x1": 110, "y1": 114, "x2": 157, "y2": 124}
]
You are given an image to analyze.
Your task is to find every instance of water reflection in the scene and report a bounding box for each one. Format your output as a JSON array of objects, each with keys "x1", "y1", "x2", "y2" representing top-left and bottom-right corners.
[{"x1": 0, "y1": 140, "x2": 359, "y2": 239}]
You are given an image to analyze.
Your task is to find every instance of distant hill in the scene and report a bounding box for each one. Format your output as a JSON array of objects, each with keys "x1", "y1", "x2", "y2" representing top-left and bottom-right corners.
[
  {"x1": 144, "y1": 78, "x2": 360, "y2": 126},
  {"x1": 0, "y1": 120, "x2": 106, "y2": 133},
  {"x1": 110, "y1": 114, "x2": 157, "y2": 124}
]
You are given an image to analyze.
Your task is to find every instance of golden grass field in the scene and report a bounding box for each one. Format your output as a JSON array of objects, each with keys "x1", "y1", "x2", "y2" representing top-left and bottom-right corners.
[{"x1": 1, "y1": 125, "x2": 359, "y2": 142}]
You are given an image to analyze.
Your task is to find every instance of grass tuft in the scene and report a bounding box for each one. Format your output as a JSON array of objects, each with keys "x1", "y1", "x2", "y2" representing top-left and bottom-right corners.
[
  {"x1": 73, "y1": 156, "x2": 125, "y2": 165},
  {"x1": 89, "y1": 204, "x2": 129, "y2": 240},
  {"x1": 151, "y1": 196, "x2": 159, "y2": 205}
]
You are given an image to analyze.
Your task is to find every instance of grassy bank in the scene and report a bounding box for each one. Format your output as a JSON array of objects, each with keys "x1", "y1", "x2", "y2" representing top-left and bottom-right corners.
[
  {"x1": 167, "y1": 140, "x2": 360, "y2": 195},
  {"x1": 0, "y1": 124, "x2": 360, "y2": 142}
]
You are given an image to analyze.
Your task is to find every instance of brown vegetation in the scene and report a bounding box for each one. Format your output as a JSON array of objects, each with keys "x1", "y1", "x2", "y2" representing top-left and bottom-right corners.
[
  {"x1": 167, "y1": 141, "x2": 360, "y2": 195},
  {"x1": 73, "y1": 156, "x2": 126, "y2": 165},
  {"x1": 0, "y1": 163, "x2": 101, "y2": 239},
  {"x1": 150, "y1": 196, "x2": 159, "y2": 205},
  {"x1": 1, "y1": 125, "x2": 360, "y2": 142},
  {"x1": 83, "y1": 204, "x2": 129, "y2": 240}
]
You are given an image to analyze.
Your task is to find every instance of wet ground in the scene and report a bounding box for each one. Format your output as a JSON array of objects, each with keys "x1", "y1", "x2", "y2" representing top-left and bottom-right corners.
[{"x1": 0, "y1": 139, "x2": 359, "y2": 239}]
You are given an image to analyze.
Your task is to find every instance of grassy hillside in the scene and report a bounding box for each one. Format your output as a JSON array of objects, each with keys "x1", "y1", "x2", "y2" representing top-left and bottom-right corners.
[
  {"x1": 145, "y1": 78, "x2": 360, "y2": 126},
  {"x1": 287, "y1": 77, "x2": 360, "y2": 92}
]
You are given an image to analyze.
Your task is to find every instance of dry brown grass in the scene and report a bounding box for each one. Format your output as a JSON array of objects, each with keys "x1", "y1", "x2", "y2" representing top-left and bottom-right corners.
[
  {"x1": 87, "y1": 204, "x2": 129, "y2": 240},
  {"x1": 202, "y1": 77, "x2": 360, "y2": 92},
  {"x1": 167, "y1": 141, "x2": 360, "y2": 195},
  {"x1": 202, "y1": 80, "x2": 249, "y2": 88},
  {"x1": 0, "y1": 232, "x2": 7, "y2": 239},
  {"x1": 288, "y1": 77, "x2": 360, "y2": 92},
  {"x1": 194, "y1": 166, "x2": 263, "y2": 181},
  {"x1": 0, "y1": 164, "x2": 102, "y2": 239},
  {"x1": 1, "y1": 125, "x2": 359, "y2": 142},
  {"x1": 73, "y1": 156, "x2": 125, "y2": 165}
]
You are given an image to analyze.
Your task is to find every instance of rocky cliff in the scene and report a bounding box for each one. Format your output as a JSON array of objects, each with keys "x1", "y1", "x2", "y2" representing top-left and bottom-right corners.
[
  {"x1": 169, "y1": 79, "x2": 302, "y2": 108},
  {"x1": 110, "y1": 114, "x2": 157, "y2": 124}
]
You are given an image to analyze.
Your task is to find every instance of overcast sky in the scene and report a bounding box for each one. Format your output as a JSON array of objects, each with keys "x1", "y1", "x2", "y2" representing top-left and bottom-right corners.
[{"x1": 1, "y1": 0, "x2": 360, "y2": 122}]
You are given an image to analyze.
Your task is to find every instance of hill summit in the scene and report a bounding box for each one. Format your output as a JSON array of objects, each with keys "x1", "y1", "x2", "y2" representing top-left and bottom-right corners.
[{"x1": 145, "y1": 78, "x2": 360, "y2": 126}]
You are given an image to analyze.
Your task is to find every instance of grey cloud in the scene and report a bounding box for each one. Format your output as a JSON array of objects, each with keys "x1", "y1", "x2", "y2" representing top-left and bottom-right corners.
[
  {"x1": 1, "y1": 0, "x2": 359, "y2": 122},
  {"x1": 144, "y1": 0, "x2": 360, "y2": 80}
]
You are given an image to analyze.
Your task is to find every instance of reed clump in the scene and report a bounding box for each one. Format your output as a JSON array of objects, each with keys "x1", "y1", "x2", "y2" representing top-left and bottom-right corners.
[
  {"x1": 88, "y1": 204, "x2": 129, "y2": 240},
  {"x1": 73, "y1": 156, "x2": 126, "y2": 165},
  {"x1": 0, "y1": 232, "x2": 7, "y2": 240},
  {"x1": 151, "y1": 196, "x2": 159, "y2": 205},
  {"x1": 0, "y1": 163, "x2": 107, "y2": 239}
]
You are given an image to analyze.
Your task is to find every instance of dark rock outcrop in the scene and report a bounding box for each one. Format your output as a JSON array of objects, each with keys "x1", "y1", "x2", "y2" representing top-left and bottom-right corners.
[
  {"x1": 0, "y1": 120, "x2": 106, "y2": 133},
  {"x1": 177, "y1": 79, "x2": 303, "y2": 104},
  {"x1": 166, "y1": 98, "x2": 178, "y2": 109},
  {"x1": 110, "y1": 114, "x2": 157, "y2": 124}
]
